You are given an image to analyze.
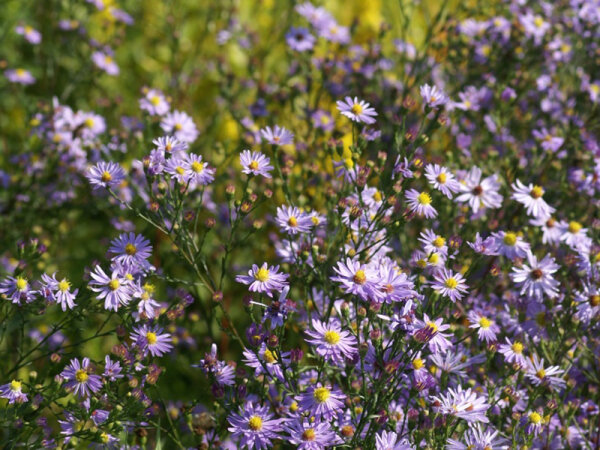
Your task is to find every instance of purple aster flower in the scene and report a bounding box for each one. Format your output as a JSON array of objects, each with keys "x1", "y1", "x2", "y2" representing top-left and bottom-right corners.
[
  {"x1": 530, "y1": 216, "x2": 563, "y2": 245},
  {"x1": 0, "y1": 380, "x2": 28, "y2": 404},
  {"x1": 0, "y1": 275, "x2": 36, "y2": 304},
  {"x1": 311, "y1": 110, "x2": 334, "y2": 131},
  {"x1": 375, "y1": 430, "x2": 412, "y2": 450},
  {"x1": 87, "y1": 161, "x2": 126, "y2": 190},
  {"x1": 91, "y1": 409, "x2": 110, "y2": 426},
  {"x1": 491, "y1": 231, "x2": 530, "y2": 260},
  {"x1": 275, "y1": 206, "x2": 313, "y2": 235},
  {"x1": 297, "y1": 384, "x2": 345, "y2": 420},
  {"x1": 152, "y1": 135, "x2": 188, "y2": 155},
  {"x1": 103, "y1": 355, "x2": 124, "y2": 381},
  {"x1": 420, "y1": 83, "x2": 448, "y2": 109},
  {"x1": 88, "y1": 265, "x2": 133, "y2": 311},
  {"x1": 240, "y1": 150, "x2": 273, "y2": 178},
  {"x1": 183, "y1": 153, "x2": 215, "y2": 186},
  {"x1": 92, "y1": 51, "x2": 119, "y2": 75},
  {"x1": 525, "y1": 354, "x2": 565, "y2": 391},
  {"x1": 164, "y1": 157, "x2": 188, "y2": 184},
  {"x1": 424, "y1": 164, "x2": 461, "y2": 198},
  {"x1": 413, "y1": 314, "x2": 453, "y2": 353},
  {"x1": 60, "y1": 357, "x2": 103, "y2": 398},
  {"x1": 286, "y1": 27, "x2": 316, "y2": 51},
  {"x1": 533, "y1": 128, "x2": 564, "y2": 153},
  {"x1": 405, "y1": 189, "x2": 437, "y2": 219},
  {"x1": 260, "y1": 125, "x2": 294, "y2": 146},
  {"x1": 109, "y1": 232, "x2": 152, "y2": 271},
  {"x1": 139, "y1": 89, "x2": 170, "y2": 116},
  {"x1": 330, "y1": 258, "x2": 381, "y2": 301},
  {"x1": 235, "y1": 263, "x2": 289, "y2": 298},
  {"x1": 130, "y1": 324, "x2": 173, "y2": 357},
  {"x1": 377, "y1": 263, "x2": 416, "y2": 303},
  {"x1": 285, "y1": 419, "x2": 340, "y2": 449},
  {"x1": 447, "y1": 424, "x2": 508, "y2": 449},
  {"x1": 430, "y1": 386, "x2": 490, "y2": 423},
  {"x1": 419, "y1": 229, "x2": 449, "y2": 257},
  {"x1": 15, "y1": 25, "x2": 41, "y2": 44},
  {"x1": 511, "y1": 179, "x2": 555, "y2": 219},
  {"x1": 336, "y1": 96, "x2": 377, "y2": 124},
  {"x1": 132, "y1": 282, "x2": 161, "y2": 319},
  {"x1": 39, "y1": 273, "x2": 77, "y2": 311},
  {"x1": 519, "y1": 13, "x2": 550, "y2": 45},
  {"x1": 467, "y1": 232, "x2": 499, "y2": 255},
  {"x1": 5, "y1": 68, "x2": 36, "y2": 85},
  {"x1": 227, "y1": 401, "x2": 282, "y2": 449},
  {"x1": 511, "y1": 251, "x2": 559, "y2": 300},
  {"x1": 497, "y1": 338, "x2": 526, "y2": 367},
  {"x1": 316, "y1": 20, "x2": 350, "y2": 44},
  {"x1": 467, "y1": 311, "x2": 499, "y2": 343},
  {"x1": 455, "y1": 166, "x2": 503, "y2": 214},
  {"x1": 242, "y1": 343, "x2": 290, "y2": 382},
  {"x1": 559, "y1": 221, "x2": 591, "y2": 251},
  {"x1": 431, "y1": 268, "x2": 468, "y2": 302},
  {"x1": 161, "y1": 110, "x2": 199, "y2": 143},
  {"x1": 305, "y1": 319, "x2": 357, "y2": 365}
]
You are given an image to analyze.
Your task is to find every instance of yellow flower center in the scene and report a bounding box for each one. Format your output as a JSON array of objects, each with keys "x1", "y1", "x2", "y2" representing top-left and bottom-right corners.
[
  {"x1": 249, "y1": 160, "x2": 259, "y2": 170},
  {"x1": 288, "y1": 216, "x2": 298, "y2": 227},
  {"x1": 590, "y1": 295, "x2": 600, "y2": 307},
  {"x1": 426, "y1": 321, "x2": 438, "y2": 333},
  {"x1": 503, "y1": 232, "x2": 517, "y2": 246},
  {"x1": 289, "y1": 401, "x2": 299, "y2": 412},
  {"x1": 16, "y1": 68, "x2": 26, "y2": 77},
  {"x1": 104, "y1": 55, "x2": 113, "y2": 64},
  {"x1": 150, "y1": 96, "x2": 161, "y2": 106},
  {"x1": 324, "y1": 331, "x2": 341, "y2": 345},
  {"x1": 433, "y1": 236, "x2": 445, "y2": 248},
  {"x1": 529, "y1": 412, "x2": 542, "y2": 424},
  {"x1": 353, "y1": 270, "x2": 366, "y2": 285},
  {"x1": 248, "y1": 415, "x2": 263, "y2": 431},
  {"x1": 511, "y1": 342, "x2": 524, "y2": 354},
  {"x1": 125, "y1": 243, "x2": 137, "y2": 255},
  {"x1": 313, "y1": 387, "x2": 331, "y2": 403},
  {"x1": 58, "y1": 279, "x2": 71, "y2": 292},
  {"x1": 412, "y1": 358, "x2": 424, "y2": 370},
  {"x1": 84, "y1": 118, "x2": 95, "y2": 128},
  {"x1": 351, "y1": 104, "x2": 363, "y2": 115},
  {"x1": 174, "y1": 123, "x2": 183, "y2": 131},
  {"x1": 263, "y1": 349, "x2": 277, "y2": 364},
  {"x1": 175, "y1": 166, "x2": 185, "y2": 175},
  {"x1": 344, "y1": 157, "x2": 354, "y2": 169},
  {"x1": 478, "y1": 317, "x2": 491, "y2": 329},
  {"x1": 108, "y1": 279, "x2": 120, "y2": 291},
  {"x1": 146, "y1": 332, "x2": 158, "y2": 345},
  {"x1": 436, "y1": 173, "x2": 447, "y2": 183},
  {"x1": 191, "y1": 161, "x2": 204, "y2": 173},
  {"x1": 417, "y1": 192, "x2": 432, "y2": 205},
  {"x1": 530, "y1": 186, "x2": 544, "y2": 199},
  {"x1": 255, "y1": 267, "x2": 270, "y2": 282},
  {"x1": 100, "y1": 432, "x2": 110, "y2": 443},
  {"x1": 568, "y1": 221, "x2": 582, "y2": 234},
  {"x1": 15, "y1": 277, "x2": 28, "y2": 291},
  {"x1": 10, "y1": 380, "x2": 21, "y2": 391},
  {"x1": 445, "y1": 277, "x2": 458, "y2": 289},
  {"x1": 311, "y1": 216, "x2": 320, "y2": 225},
  {"x1": 75, "y1": 369, "x2": 89, "y2": 383},
  {"x1": 302, "y1": 428, "x2": 316, "y2": 441},
  {"x1": 533, "y1": 16, "x2": 544, "y2": 28},
  {"x1": 101, "y1": 171, "x2": 112, "y2": 182},
  {"x1": 428, "y1": 253, "x2": 440, "y2": 264},
  {"x1": 536, "y1": 369, "x2": 546, "y2": 379}
]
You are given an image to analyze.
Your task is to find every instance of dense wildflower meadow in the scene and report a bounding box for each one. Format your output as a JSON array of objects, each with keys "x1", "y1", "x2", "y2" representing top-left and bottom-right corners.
[{"x1": 1, "y1": 0, "x2": 600, "y2": 448}]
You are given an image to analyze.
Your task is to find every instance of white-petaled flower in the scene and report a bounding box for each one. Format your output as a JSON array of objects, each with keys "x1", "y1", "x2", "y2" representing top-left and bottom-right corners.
[
  {"x1": 430, "y1": 386, "x2": 490, "y2": 423},
  {"x1": 406, "y1": 189, "x2": 437, "y2": 219},
  {"x1": 491, "y1": 231, "x2": 530, "y2": 260},
  {"x1": 511, "y1": 251, "x2": 560, "y2": 300},
  {"x1": 456, "y1": 166, "x2": 503, "y2": 214},
  {"x1": 336, "y1": 96, "x2": 378, "y2": 124},
  {"x1": 525, "y1": 354, "x2": 565, "y2": 391},
  {"x1": 425, "y1": 164, "x2": 461, "y2": 198},
  {"x1": 431, "y1": 268, "x2": 468, "y2": 302},
  {"x1": 511, "y1": 179, "x2": 555, "y2": 219}
]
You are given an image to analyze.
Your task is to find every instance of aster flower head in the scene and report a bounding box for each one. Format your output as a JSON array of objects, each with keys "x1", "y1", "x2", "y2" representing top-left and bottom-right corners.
[
  {"x1": 511, "y1": 179, "x2": 555, "y2": 219},
  {"x1": 419, "y1": 229, "x2": 449, "y2": 257},
  {"x1": 297, "y1": 384, "x2": 345, "y2": 420},
  {"x1": 139, "y1": 88, "x2": 170, "y2": 116},
  {"x1": 88, "y1": 265, "x2": 133, "y2": 311},
  {"x1": 467, "y1": 311, "x2": 499, "y2": 343},
  {"x1": 285, "y1": 418, "x2": 340, "y2": 449},
  {"x1": 420, "y1": 83, "x2": 449, "y2": 109},
  {"x1": 39, "y1": 273, "x2": 78, "y2": 311},
  {"x1": 425, "y1": 164, "x2": 461, "y2": 198},
  {"x1": 431, "y1": 385, "x2": 490, "y2": 423},
  {"x1": 103, "y1": 355, "x2": 124, "y2": 381},
  {"x1": 375, "y1": 430, "x2": 412, "y2": 450},
  {"x1": 432, "y1": 268, "x2": 468, "y2": 302},
  {"x1": 87, "y1": 161, "x2": 126, "y2": 190},
  {"x1": 330, "y1": 258, "x2": 382, "y2": 301},
  {"x1": 161, "y1": 110, "x2": 199, "y2": 143},
  {"x1": 413, "y1": 314, "x2": 453, "y2": 353},
  {"x1": 511, "y1": 251, "x2": 560, "y2": 300},
  {"x1": 183, "y1": 153, "x2": 216, "y2": 186},
  {"x1": 336, "y1": 96, "x2": 378, "y2": 124},
  {"x1": 194, "y1": 343, "x2": 235, "y2": 386},
  {"x1": 491, "y1": 231, "x2": 530, "y2": 260},
  {"x1": 447, "y1": 424, "x2": 509, "y2": 450},
  {"x1": 228, "y1": 401, "x2": 283, "y2": 449},
  {"x1": 109, "y1": 232, "x2": 152, "y2": 271},
  {"x1": 235, "y1": 263, "x2": 289, "y2": 298},
  {"x1": 152, "y1": 135, "x2": 188, "y2": 155},
  {"x1": 456, "y1": 166, "x2": 503, "y2": 214},
  {"x1": 92, "y1": 51, "x2": 119, "y2": 75},
  {"x1": 61, "y1": 357, "x2": 103, "y2": 398},
  {"x1": 498, "y1": 338, "x2": 526, "y2": 367},
  {"x1": 5, "y1": 68, "x2": 36, "y2": 85},
  {"x1": 240, "y1": 150, "x2": 273, "y2": 178},
  {"x1": 525, "y1": 354, "x2": 565, "y2": 391},
  {"x1": 275, "y1": 206, "x2": 314, "y2": 235},
  {"x1": 305, "y1": 319, "x2": 357, "y2": 366},
  {"x1": 0, "y1": 380, "x2": 28, "y2": 404},
  {"x1": 405, "y1": 189, "x2": 437, "y2": 219},
  {"x1": 260, "y1": 125, "x2": 294, "y2": 146},
  {"x1": 164, "y1": 157, "x2": 189, "y2": 184},
  {"x1": 286, "y1": 27, "x2": 316, "y2": 52},
  {"x1": 15, "y1": 25, "x2": 42, "y2": 44},
  {"x1": 130, "y1": 324, "x2": 173, "y2": 357},
  {"x1": 0, "y1": 275, "x2": 36, "y2": 304}
]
